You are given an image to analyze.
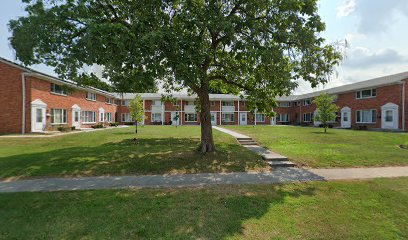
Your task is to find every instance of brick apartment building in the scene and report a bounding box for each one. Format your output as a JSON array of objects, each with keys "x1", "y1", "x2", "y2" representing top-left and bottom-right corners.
[{"x1": 1, "y1": 57, "x2": 407, "y2": 134}]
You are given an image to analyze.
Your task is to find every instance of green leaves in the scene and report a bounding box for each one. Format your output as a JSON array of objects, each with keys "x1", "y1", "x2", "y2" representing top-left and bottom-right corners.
[{"x1": 313, "y1": 93, "x2": 339, "y2": 132}]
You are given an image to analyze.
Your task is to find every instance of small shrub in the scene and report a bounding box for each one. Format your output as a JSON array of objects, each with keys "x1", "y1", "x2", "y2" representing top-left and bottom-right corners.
[
  {"x1": 71, "y1": 126, "x2": 76, "y2": 131},
  {"x1": 91, "y1": 124, "x2": 104, "y2": 129},
  {"x1": 57, "y1": 126, "x2": 71, "y2": 132},
  {"x1": 109, "y1": 122, "x2": 119, "y2": 127}
]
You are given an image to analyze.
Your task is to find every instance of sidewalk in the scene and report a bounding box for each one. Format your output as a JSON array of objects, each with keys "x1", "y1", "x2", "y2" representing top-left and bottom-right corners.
[{"x1": 1, "y1": 166, "x2": 408, "y2": 193}]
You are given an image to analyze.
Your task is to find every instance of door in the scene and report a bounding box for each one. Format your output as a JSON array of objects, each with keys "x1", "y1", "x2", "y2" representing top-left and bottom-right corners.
[
  {"x1": 381, "y1": 103, "x2": 398, "y2": 129},
  {"x1": 72, "y1": 110, "x2": 81, "y2": 129},
  {"x1": 239, "y1": 112, "x2": 247, "y2": 125},
  {"x1": 210, "y1": 112, "x2": 217, "y2": 125},
  {"x1": 32, "y1": 107, "x2": 46, "y2": 132},
  {"x1": 171, "y1": 112, "x2": 180, "y2": 126},
  {"x1": 341, "y1": 107, "x2": 351, "y2": 128}
]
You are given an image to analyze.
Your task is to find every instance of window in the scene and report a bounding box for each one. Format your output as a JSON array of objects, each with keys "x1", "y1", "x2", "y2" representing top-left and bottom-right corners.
[
  {"x1": 105, "y1": 97, "x2": 112, "y2": 104},
  {"x1": 114, "y1": 99, "x2": 119, "y2": 105},
  {"x1": 82, "y1": 111, "x2": 96, "y2": 123},
  {"x1": 211, "y1": 101, "x2": 215, "y2": 106},
  {"x1": 222, "y1": 113, "x2": 234, "y2": 122},
  {"x1": 121, "y1": 113, "x2": 133, "y2": 122},
  {"x1": 105, "y1": 113, "x2": 112, "y2": 123},
  {"x1": 86, "y1": 92, "x2": 97, "y2": 101},
  {"x1": 356, "y1": 89, "x2": 376, "y2": 99},
  {"x1": 303, "y1": 99, "x2": 312, "y2": 106},
  {"x1": 303, "y1": 113, "x2": 313, "y2": 122},
  {"x1": 185, "y1": 113, "x2": 198, "y2": 122},
  {"x1": 36, "y1": 109, "x2": 43, "y2": 123},
  {"x1": 342, "y1": 112, "x2": 348, "y2": 122},
  {"x1": 50, "y1": 83, "x2": 67, "y2": 95},
  {"x1": 186, "y1": 101, "x2": 195, "y2": 105},
  {"x1": 222, "y1": 101, "x2": 234, "y2": 106},
  {"x1": 99, "y1": 112, "x2": 105, "y2": 122},
  {"x1": 279, "y1": 102, "x2": 291, "y2": 107},
  {"x1": 152, "y1": 100, "x2": 162, "y2": 106},
  {"x1": 241, "y1": 101, "x2": 246, "y2": 106},
  {"x1": 151, "y1": 113, "x2": 162, "y2": 122},
  {"x1": 385, "y1": 110, "x2": 393, "y2": 122},
  {"x1": 277, "y1": 113, "x2": 289, "y2": 122},
  {"x1": 121, "y1": 100, "x2": 129, "y2": 106},
  {"x1": 294, "y1": 101, "x2": 301, "y2": 107},
  {"x1": 51, "y1": 109, "x2": 67, "y2": 124},
  {"x1": 256, "y1": 114, "x2": 265, "y2": 122},
  {"x1": 356, "y1": 110, "x2": 376, "y2": 123},
  {"x1": 74, "y1": 111, "x2": 80, "y2": 122}
]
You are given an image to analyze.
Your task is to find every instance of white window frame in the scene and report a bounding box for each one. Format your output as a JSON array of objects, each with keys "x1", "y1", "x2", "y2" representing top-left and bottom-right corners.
[
  {"x1": 86, "y1": 92, "x2": 97, "y2": 101},
  {"x1": 356, "y1": 89, "x2": 376, "y2": 99},
  {"x1": 356, "y1": 109, "x2": 377, "y2": 123},
  {"x1": 121, "y1": 100, "x2": 129, "y2": 106},
  {"x1": 50, "y1": 83, "x2": 67, "y2": 96},
  {"x1": 185, "y1": 113, "x2": 198, "y2": 122},
  {"x1": 151, "y1": 112, "x2": 162, "y2": 122},
  {"x1": 222, "y1": 113, "x2": 234, "y2": 122},
  {"x1": 278, "y1": 113, "x2": 289, "y2": 122},
  {"x1": 303, "y1": 113, "x2": 313, "y2": 122},
  {"x1": 278, "y1": 102, "x2": 291, "y2": 107},
  {"x1": 222, "y1": 101, "x2": 234, "y2": 106},
  {"x1": 105, "y1": 112, "x2": 112, "y2": 123},
  {"x1": 152, "y1": 100, "x2": 162, "y2": 106},
  {"x1": 105, "y1": 97, "x2": 112, "y2": 104},
  {"x1": 303, "y1": 99, "x2": 312, "y2": 106},
  {"x1": 255, "y1": 113, "x2": 265, "y2": 122},
  {"x1": 121, "y1": 113, "x2": 133, "y2": 122},
  {"x1": 51, "y1": 108, "x2": 68, "y2": 124},
  {"x1": 82, "y1": 111, "x2": 97, "y2": 124}
]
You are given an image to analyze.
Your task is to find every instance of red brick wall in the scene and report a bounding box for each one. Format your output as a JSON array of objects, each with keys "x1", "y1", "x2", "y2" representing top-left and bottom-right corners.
[
  {"x1": 29, "y1": 77, "x2": 116, "y2": 130},
  {"x1": 404, "y1": 79, "x2": 408, "y2": 131},
  {"x1": 0, "y1": 62, "x2": 24, "y2": 134}
]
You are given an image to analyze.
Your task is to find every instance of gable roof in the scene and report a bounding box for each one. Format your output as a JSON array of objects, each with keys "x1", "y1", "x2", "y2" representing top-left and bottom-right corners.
[{"x1": 0, "y1": 57, "x2": 115, "y2": 97}]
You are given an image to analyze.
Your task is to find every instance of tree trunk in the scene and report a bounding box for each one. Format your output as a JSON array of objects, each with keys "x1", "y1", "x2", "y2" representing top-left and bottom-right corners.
[
  {"x1": 324, "y1": 124, "x2": 327, "y2": 133},
  {"x1": 135, "y1": 121, "x2": 138, "y2": 134},
  {"x1": 198, "y1": 91, "x2": 216, "y2": 153}
]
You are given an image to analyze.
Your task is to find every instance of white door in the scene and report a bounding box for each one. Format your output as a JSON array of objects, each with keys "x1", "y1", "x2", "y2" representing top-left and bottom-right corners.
[
  {"x1": 270, "y1": 117, "x2": 276, "y2": 125},
  {"x1": 72, "y1": 110, "x2": 81, "y2": 129},
  {"x1": 171, "y1": 112, "x2": 180, "y2": 126},
  {"x1": 381, "y1": 103, "x2": 399, "y2": 129},
  {"x1": 210, "y1": 112, "x2": 217, "y2": 125},
  {"x1": 239, "y1": 112, "x2": 247, "y2": 125},
  {"x1": 341, "y1": 107, "x2": 351, "y2": 128},
  {"x1": 32, "y1": 107, "x2": 46, "y2": 132}
]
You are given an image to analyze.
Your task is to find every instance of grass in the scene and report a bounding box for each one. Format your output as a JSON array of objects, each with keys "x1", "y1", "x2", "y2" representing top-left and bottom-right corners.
[
  {"x1": 224, "y1": 126, "x2": 408, "y2": 168},
  {"x1": 0, "y1": 177, "x2": 407, "y2": 239},
  {"x1": 0, "y1": 126, "x2": 269, "y2": 179}
]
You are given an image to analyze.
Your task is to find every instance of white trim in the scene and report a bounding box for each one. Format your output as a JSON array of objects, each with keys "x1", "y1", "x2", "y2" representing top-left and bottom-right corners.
[{"x1": 381, "y1": 103, "x2": 399, "y2": 129}]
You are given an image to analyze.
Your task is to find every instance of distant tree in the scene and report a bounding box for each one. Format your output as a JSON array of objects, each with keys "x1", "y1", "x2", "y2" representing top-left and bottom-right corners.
[
  {"x1": 9, "y1": 0, "x2": 343, "y2": 152},
  {"x1": 128, "y1": 95, "x2": 144, "y2": 134},
  {"x1": 313, "y1": 93, "x2": 339, "y2": 133}
]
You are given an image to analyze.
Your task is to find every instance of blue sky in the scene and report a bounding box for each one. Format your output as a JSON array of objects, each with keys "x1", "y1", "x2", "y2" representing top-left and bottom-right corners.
[{"x1": 1, "y1": 0, "x2": 407, "y2": 94}]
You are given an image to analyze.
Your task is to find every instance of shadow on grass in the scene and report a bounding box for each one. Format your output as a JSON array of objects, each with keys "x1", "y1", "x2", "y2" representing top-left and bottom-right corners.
[
  {"x1": 0, "y1": 137, "x2": 267, "y2": 179},
  {"x1": 0, "y1": 185, "x2": 316, "y2": 239},
  {"x1": 311, "y1": 131, "x2": 335, "y2": 135}
]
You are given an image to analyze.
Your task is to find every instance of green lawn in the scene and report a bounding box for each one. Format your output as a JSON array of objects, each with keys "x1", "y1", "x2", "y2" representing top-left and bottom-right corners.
[
  {"x1": 1, "y1": 178, "x2": 407, "y2": 239},
  {"x1": 225, "y1": 126, "x2": 408, "y2": 168},
  {"x1": 0, "y1": 126, "x2": 269, "y2": 179}
]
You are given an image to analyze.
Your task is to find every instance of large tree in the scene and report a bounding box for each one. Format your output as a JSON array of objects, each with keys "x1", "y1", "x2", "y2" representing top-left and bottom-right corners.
[{"x1": 9, "y1": 0, "x2": 342, "y2": 152}]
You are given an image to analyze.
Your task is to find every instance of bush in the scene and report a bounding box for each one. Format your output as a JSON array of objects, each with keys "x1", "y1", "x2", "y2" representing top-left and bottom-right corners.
[
  {"x1": 91, "y1": 124, "x2": 104, "y2": 129},
  {"x1": 71, "y1": 126, "x2": 76, "y2": 131},
  {"x1": 109, "y1": 122, "x2": 119, "y2": 127},
  {"x1": 57, "y1": 126, "x2": 71, "y2": 132}
]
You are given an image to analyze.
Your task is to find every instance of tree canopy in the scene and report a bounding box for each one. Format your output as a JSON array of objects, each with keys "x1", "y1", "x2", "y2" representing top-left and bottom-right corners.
[{"x1": 9, "y1": 0, "x2": 342, "y2": 152}]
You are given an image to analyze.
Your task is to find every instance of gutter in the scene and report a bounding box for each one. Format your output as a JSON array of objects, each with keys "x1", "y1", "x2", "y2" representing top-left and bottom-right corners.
[{"x1": 21, "y1": 72, "x2": 28, "y2": 135}]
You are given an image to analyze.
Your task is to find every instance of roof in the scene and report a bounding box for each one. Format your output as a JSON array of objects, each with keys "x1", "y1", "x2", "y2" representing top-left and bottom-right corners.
[
  {"x1": 0, "y1": 57, "x2": 115, "y2": 97},
  {"x1": 114, "y1": 92, "x2": 242, "y2": 100}
]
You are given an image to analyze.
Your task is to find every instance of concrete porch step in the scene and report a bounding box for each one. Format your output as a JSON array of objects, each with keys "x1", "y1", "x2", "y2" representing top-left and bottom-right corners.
[
  {"x1": 267, "y1": 160, "x2": 296, "y2": 167},
  {"x1": 261, "y1": 152, "x2": 288, "y2": 161},
  {"x1": 237, "y1": 137, "x2": 253, "y2": 141},
  {"x1": 239, "y1": 141, "x2": 258, "y2": 145}
]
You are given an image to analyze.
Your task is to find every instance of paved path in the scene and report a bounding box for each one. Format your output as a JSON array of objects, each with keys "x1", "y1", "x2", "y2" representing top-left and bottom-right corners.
[
  {"x1": 310, "y1": 166, "x2": 408, "y2": 180},
  {"x1": 0, "y1": 168, "x2": 324, "y2": 193},
  {"x1": 212, "y1": 126, "x2": 250, "y2": 139}
]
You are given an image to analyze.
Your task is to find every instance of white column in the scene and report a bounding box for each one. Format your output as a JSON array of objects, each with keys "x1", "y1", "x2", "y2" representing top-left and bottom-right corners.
[
  {"x1": 161, "y1": 102, "x2": 164, "y2": 125},
  {"x1": 143, "y1": 99, "x2": 146, "y2": 125},
  {"x1": 238, "y1": 99, "x2": 240, "y2": 125},
  {"x1": 180, "y1": 99, "x2": 183, "y2": 126},
  {"x1": 255, "y1": 109, "x2": 257, "y2": 126},
  {"x1": 219, "y1": 100, "x2": 222, "y2": 125}
]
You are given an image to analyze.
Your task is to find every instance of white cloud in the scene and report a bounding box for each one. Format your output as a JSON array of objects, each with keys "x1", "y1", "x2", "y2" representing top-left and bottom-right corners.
[
  {"x1": 343, "y1": 47, "x2": 407, "y2": 68},
  {"x1": 336, "y1": 0, "x2": 357, "y2": 18}
]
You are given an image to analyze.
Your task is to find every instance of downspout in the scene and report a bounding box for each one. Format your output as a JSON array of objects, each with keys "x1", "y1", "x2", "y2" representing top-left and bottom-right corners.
[
  {"x1": 21, "y1": 73, "x2": 27, "y2": 135},
  {"x1": 403, "y1": 81, "x2": 406, "y2": 131}
]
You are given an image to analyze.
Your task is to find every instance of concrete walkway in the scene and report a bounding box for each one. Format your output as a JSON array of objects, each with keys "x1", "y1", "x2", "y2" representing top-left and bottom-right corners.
[
  {"x1": 1, "y1": 166, "x2": 408, "y2": 193},
  {"x1": 310, "y1": 166, "x2": 408, "y2": 180},
  {"x1": 0, "y1": 168, "x2": 324, "y2": 193},
  {"x1": 212, "y1": 126, "x2": 250, "y2": 139}
]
